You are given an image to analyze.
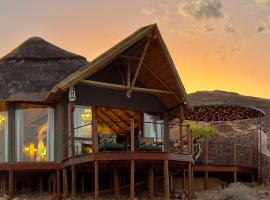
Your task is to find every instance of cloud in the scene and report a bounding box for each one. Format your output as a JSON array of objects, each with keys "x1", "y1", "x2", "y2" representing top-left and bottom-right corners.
[
  {"x1": 224, "y1": 25, "x2": 235, "y2": 34},
  {"x1": 159, "y1": 3, "x2": 170, "y2": 15},
  {"x1": 178, "y1": 0, "x2": 223, "y2": 20},
  {"x1": 141, "y1": 8, "x2": 156, "y2": 16},
  {"x1": 254, "y1": 0, "x2": 270, "y2": 7},
  {"x1": 231, "y1": 48, "x2": 240, "y2": 52},
  {"x1": 256, "y1": 25, "x2": 266, "y2": 32}
]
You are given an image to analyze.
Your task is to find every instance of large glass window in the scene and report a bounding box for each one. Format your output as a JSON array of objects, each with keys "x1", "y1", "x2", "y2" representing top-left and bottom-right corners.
[
  {"x1": 74, "y1": 105, "x2": 92, "y2": 155},
  {"x1": 15, "y1": 104, "x2": 54, "y2": 162},
  {"x1": 144, "y1": 112, "x2": 164, "y2": 140},
  {"x1": 0, "y1": 103, "x2": 8, "y2": 162}
]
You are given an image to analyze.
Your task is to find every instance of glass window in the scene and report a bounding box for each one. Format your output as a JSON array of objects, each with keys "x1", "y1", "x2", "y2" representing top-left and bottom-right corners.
[
  {"x1": 74, "y1": 105, "x2": 92, "y2": 155},
  {"x1": 15, "y1": 104, "x2": 54, "y2": 162},
  {"x1": 144, "y1": 112, "x2": 164, "y2": 141},
  {"x1": 0, "y1": 103, "x2": 8, "y2": 162}
]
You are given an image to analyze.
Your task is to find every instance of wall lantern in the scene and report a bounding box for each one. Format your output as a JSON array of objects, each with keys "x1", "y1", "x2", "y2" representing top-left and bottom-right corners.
[{"x1": 69, "y1": 86, "x2": 76, "y2": 101}]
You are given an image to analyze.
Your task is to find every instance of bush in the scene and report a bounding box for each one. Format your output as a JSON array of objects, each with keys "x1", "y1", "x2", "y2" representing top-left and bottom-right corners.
[{"x1": 219, "y1": 183, "x2": 254, "y2": 200}]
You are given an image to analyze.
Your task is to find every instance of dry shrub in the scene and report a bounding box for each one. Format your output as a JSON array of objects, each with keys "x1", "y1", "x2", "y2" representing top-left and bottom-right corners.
[{"x1": 219, "y1": 182, "x2": 254, "y2": 200}]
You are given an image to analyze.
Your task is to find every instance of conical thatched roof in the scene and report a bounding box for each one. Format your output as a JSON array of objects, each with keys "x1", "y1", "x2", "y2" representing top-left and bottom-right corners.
[{"x1": 0, "y1": 37, "x2": 88, "y2": 102}]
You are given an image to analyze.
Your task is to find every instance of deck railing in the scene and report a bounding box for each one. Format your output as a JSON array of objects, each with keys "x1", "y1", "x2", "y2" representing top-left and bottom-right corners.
[
  {"x1": 196, "y1": 139, "x2": 257, "y2": 168},
  {"x1": 64, "y1": 120, "x2": 193, "y2": 158}
]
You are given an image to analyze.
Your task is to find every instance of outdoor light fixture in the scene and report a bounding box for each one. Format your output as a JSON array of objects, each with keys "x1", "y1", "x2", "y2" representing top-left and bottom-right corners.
[
  {"x1": 69, "y1": 86, "x2": 76, "y2": 101},
  {"x1": 81, "y1": 109, "x2": 92, "y2": 122}
]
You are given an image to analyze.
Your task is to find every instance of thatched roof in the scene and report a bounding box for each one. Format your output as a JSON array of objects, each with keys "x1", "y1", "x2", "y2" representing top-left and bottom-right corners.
[
  {"x1": 0, "y1": 37, "x2": 88, "y2": 102},
  {"x1": 185, "y1": 104, "x2": 265, "y2": 121}
]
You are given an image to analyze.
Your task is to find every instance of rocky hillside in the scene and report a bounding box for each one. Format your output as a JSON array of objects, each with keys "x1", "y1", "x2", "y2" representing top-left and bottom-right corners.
[{"x1": 188, "y1": 90, "x2": 270, "y2": 135}]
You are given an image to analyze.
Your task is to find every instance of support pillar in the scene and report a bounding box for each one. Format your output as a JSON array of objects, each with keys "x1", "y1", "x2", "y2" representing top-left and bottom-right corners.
[
  {"x1": 182, "y1": 170, "x2": 186, "y2": 189},
  {"x1": 188, "y1": 162, "x2": 193, "y2": 200},
  {"x1": 8, "y1": 169, "x2": 13, "y2": 199},
  {"x1": 114, "y1": 168, "x2": 120, "y2": 200},
  {"x1": 234, "y1": 171, "x2": 237, "y2": 183},
  {"x1": 148, "y1": 167, "x2": 154, "y2": 200},
  {"x1": 57, "y1": 169, "x2": 61, "y2": 199},
  {"x1": 204, "y1": 171, "x2": 208, "y2": 190},
  {"x1": 130, "y1": 160, "x2": 135, "y2": 200},
  {"x1": 71, "y1": 165, "x2": 76, "y2": 197},
  {"x1": 94, "y1": 161, "x2": 99, "y2": 200},
  {"x1": 63, "y1": 168, "x2": 68, "y2": 198},
  {"x1": 164, "y1": 160, "x2": 170, "y2": 199}
]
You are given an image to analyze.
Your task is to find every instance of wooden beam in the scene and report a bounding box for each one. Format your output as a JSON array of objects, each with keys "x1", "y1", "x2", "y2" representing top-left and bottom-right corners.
[
  {"x1": 71, "y1": 165, "x2": 76, "y2": 197},
  {"x1": 130, "y1": 119, "x2": 135, "y2": 152},
  {"x1": 130, "y1": 160, "x2": 135, "y2": 200},
  {"x1": 127, "y1": 37, "x2": 152, "y2": 98},
  {"x1": 163, "y1": 160, "x2": 170, "y2": 199},
  {"x1": 127, "y1": 60, "x2": 131, "y2": 86},
  {"x1": 63, "y1": 168, "x2": 68, "y2": 198},
  {"x1": 68, "y1": 101, "x2": 75, "y2": 157},
  {"x1": 8, "y1": 169, "x2": 13, "y2": 199},
  {"x1": 114, "y1": 169, "x2": 120, "y2": 200},
  {"x1": 120, "y1": 54, "x2": 182, "y2": 102},
  {"x1": 148, "y1": 167, "x2": 154, "y2": 200},
  {"x1": 188, "y1": 162, "x2": 193, "y2": 200},
  {"x1": 79, "y1": 80, "x2": 174, "y2": 95},
  {"x1": 98, "y1": 109, "x2": 123, "y2": 130},
  {"x1": 94, "y1": 161, "x2": 99, "y2": 200},
  {"x1": 57, "y1": 169, "x2": 61, "y2": 200}
]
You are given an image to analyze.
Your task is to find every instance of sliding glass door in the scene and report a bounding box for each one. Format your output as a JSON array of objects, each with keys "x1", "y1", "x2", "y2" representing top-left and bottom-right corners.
[{"x1": 15, "y1": 103, "x2": 54, "y2": 162}]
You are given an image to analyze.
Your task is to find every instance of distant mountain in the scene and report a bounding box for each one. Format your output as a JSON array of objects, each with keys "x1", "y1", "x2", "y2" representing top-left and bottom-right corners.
[{"x1": 188, "y1": 90, "x2": 270, "y2": 134}]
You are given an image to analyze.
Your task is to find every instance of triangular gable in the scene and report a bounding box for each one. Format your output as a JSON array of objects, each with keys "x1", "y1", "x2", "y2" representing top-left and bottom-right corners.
[{"x1": 48, "y1": 24, "x2": 191, "y2": 110}]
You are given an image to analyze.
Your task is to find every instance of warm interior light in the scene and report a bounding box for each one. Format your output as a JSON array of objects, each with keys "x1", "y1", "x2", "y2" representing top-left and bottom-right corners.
[
  {"x1": 98, "y1": 125, "x2": 112, "y2": 135},
  {"x1": 23, "y1": 143, "x2": 37, "y2": 161},
  {"x1": 81, "y1": 109, "x2": 92, "y2": 122},
  {"x1": 0, "y1": 115, "x2": 6, "y2": 127},
  {"x1": 23, "y1": 124, "x2": 48, "y2": 161}
]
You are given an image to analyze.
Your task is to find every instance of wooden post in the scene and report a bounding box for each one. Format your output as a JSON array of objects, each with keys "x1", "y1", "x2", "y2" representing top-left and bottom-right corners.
[
  {"x1": 114, "y1": 169, "x2": 120, "y2": 200},
  {"x1": 68, "y1": 101, "x2": 75, "y2": 157},
  {"x1": 81, "y1": 175, "x2": 85, "y2": 194},
  {"x1": 130, "y1": 160, "x2": 135, "y2": 200},
  {"x1": 53, "y1": 171, "x2": 57, "y2": 196},
  {"x1": 94, "y1": 161, "x2": 99, "y2": 200},
  {"x1": 92, "y1": 106, "x2": 98, "y2": 153},
  {"x1": 164, "y1": 112, "x2": 170, "y2": 152},
  {"x1": 63, "y1": 168, "x2": 68, "y2": 198},
  {"x1": 39, "y1": 175, "x2": 43, "y2": 194},
  {"x1": 71, "y1": 165, "x2": 76, "y2": 197},
  {"x1": 148, "y1": 167, "x2": 154, "y2": 199},
  {"x1": 182, "y1": 170, "x2": 186, "y2": 189},
  {"x1": 3, "y1": 172, "x2": 6, "y2": 196},
  {"x1": 187, "y1": 125, "x2": 193, "y2": 155},
  {"x1": 57, "y1": 169, "x2": 61, "y2": 200},
  {"x1": 179, "y1": 106, "x2": 184, "y2": 153},
  {"x1": 8, "y1": 169, "x2": 13, "y2": 199},
  {"x1": 130, "y1": 119, "x2": 135, "y2": 152},
  {"x1": 188, "y1": 162, "x2": 193, "y2": 200},
  {"x1": 233, "y1": 141, "x2": 237, "y2": 182},
  {"x1": 164, "y1": 160, "x2": 170, "y2": 199},
  {"x1": 204, "y1": 139, "x2": 208, "y2": 190}
]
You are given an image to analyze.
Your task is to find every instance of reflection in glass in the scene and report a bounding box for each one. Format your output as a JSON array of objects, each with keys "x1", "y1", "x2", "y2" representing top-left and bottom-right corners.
[
  {"x1": 144, "y1": 113, "x2": 164, "y2": 141},
  {"x1": 74, "y1": 106, "x2": 92, "y2": 155},
  {"x1": 15, "y1": 104, "x2": 54, "y2": 162},
  {"x1": 0, "y1": 103, "x2": 7, "y2": 162}
]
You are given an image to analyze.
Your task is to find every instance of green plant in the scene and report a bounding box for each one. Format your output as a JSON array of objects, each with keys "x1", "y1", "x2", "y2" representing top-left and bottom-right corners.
[{"x1": 185, "y1": 121, "x2": 217, "y2": 143}]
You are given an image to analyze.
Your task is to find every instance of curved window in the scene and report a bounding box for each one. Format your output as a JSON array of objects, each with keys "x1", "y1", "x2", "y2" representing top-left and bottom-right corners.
[
  {"x1": 15, "y1": 104, "x2": 54, "y2": 162},
  {"x1": 0, "y1": 103, "x2": 8, "y2": 162}
]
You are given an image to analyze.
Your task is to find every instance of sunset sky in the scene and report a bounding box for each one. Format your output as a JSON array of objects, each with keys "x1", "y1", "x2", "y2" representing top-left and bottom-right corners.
[{"x1": 0, "y1": 0, "x2": 270, "y2": 98}]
